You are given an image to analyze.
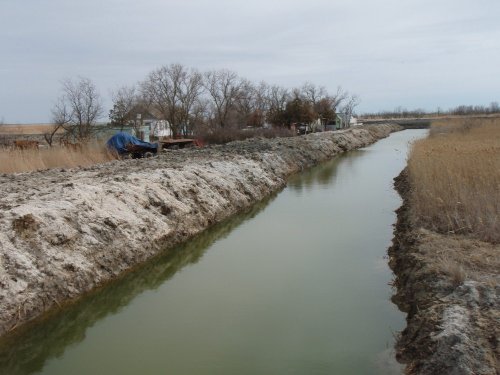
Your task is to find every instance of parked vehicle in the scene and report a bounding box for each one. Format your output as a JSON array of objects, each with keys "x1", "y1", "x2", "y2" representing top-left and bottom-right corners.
[
  {"x1": 106, "y1": 132, "x2": 158, "y2": 159},
  {"x1": 296, "y1": 123, "x2": 311, "y2": 135}
]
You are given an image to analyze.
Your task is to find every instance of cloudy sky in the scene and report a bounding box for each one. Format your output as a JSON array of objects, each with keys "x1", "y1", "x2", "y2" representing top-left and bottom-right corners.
[{"x1": 1, "y1": 0, "x2": 499, "y2": 123}]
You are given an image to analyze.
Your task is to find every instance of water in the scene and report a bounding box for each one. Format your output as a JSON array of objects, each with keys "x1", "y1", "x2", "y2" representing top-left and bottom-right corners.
[{"x1": 0, "y1": 129, "x2": 427, "y2": 375}]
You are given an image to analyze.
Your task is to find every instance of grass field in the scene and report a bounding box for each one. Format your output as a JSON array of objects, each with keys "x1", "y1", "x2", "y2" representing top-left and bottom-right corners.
[
  {"x1": 0, "y1": 143, "x2": 117, "y2": 174},
  {"x1": 407, "y1": 117, "x2": 500, "y2": 243},
  {"x1": 0, "y1": 124, "x2": 58, "y2": 135}
]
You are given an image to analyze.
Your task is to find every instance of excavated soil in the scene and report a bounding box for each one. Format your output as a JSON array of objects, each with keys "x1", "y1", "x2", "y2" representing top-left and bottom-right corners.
[
  {"x1": 389, "y1": 170, "x2": 499, "y2": 375},
  {"x1": 0, "y1": 125, "x2": 400, "y2": 338}
]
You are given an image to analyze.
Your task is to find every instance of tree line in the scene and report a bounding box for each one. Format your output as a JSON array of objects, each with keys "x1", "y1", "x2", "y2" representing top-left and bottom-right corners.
[
  {"x1": 49, "y1": 63, "x2": 359, "y2": 144},
  {"x1": 362, "y1": 102, "x2": 500, "y2": 119}
]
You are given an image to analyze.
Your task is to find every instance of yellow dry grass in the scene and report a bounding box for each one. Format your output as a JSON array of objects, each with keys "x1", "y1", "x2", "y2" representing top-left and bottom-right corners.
[
  {"x1": 408, "y1": 117, "x2": 500, "y2": 243},
  {"x1": 0, "y1": 143, "x2": 118, "y2": 174},
  {"x1": 0, "y1": 124, "x2": 59, "y2": 135}
]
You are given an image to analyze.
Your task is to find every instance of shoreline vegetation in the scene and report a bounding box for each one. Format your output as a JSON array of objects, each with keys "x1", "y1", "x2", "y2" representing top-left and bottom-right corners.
[
  {"x1": 390, "y1": 117, "x2": 499, "y2": 374},
  {"x1": 409, "y1": 117, "x2": 499, "y2": 243},
  {"x1": 0, "y1": 143, "x2": 118, "y2": 174}
]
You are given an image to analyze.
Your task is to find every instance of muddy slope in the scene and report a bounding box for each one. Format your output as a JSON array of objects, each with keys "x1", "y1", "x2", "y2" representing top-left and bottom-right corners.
[
  {"x1": 0, "y1": 125, "x2": 400, "y2": 337},
  {"x1": 389, "y1": 170, "x2": 499, "y2": 375}
]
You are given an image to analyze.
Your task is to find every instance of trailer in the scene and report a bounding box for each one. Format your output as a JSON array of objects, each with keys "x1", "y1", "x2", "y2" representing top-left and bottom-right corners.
[{"x1": 160, "y1": 138, "x2": 198, "y2": 150}]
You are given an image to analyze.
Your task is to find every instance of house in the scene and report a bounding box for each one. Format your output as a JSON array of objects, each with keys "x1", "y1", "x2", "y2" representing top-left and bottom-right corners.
[
  {"x1": 149, "y1": 120, "x2": 172, "y2": 138},
  {"x1": 324, "y1": 114, "x2": 348, "y2": 131}
]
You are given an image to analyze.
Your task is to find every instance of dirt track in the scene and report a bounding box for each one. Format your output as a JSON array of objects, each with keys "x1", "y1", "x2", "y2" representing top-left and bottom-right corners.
[{"x1": 0, "y1": 125, "x2": 400, "y2": 338}]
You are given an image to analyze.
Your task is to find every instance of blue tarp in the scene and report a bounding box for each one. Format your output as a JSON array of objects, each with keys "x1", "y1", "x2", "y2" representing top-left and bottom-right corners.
[{"x1": 106, "y1": 132, "x2": 158, "y2": 155}]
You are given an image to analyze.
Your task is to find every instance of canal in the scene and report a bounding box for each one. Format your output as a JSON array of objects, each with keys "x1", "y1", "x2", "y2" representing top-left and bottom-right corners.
[{"x1": 0, "y1": 129, "x2": 427, "y2": 375}]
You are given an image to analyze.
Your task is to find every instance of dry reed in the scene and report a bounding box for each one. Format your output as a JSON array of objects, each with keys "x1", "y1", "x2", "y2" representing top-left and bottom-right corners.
[
  {"x1": 407, "y1": 117, "x2": 500, "y2": 243},
  {"x1": 0, "y1": 143, "x2": 118, "y2": 174},
  {"x1": 197, "y1": 126, "x2": 295, "y2": 144}
]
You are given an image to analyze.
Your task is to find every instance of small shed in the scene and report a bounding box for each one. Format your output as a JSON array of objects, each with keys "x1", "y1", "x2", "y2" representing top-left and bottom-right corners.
[{"x1": 325, "y1": 114, "x2": 346, "y2": 131}]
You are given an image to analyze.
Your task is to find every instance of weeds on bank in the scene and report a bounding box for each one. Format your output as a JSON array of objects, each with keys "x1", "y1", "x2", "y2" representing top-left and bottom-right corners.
[
  {"x1": 436, "y1": 256, "x2": 467, "y2": 287},
  {"x1": 0, "y1": 143, "x2": 118, "y2": 174},
  {"x1": 198, "y1": 127, "x2": 294, "y2": 145},
  {"x1": 408, "y1": 117, "x2": 500, "y2": 243}
]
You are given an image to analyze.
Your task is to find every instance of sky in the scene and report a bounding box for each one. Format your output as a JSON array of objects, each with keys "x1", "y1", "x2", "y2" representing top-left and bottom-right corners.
[{"x1": 1, "y1": 0, "x2": 499, "y2": 123}]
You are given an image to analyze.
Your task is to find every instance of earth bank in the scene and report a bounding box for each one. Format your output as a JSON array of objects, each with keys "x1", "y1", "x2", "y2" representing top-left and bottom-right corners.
[
  {"x1": 0, "y1": 125, "x2": 399, "y2": 338},
  {"x1": 389, "y1": 170, "x2": 499, "y2": 375}
]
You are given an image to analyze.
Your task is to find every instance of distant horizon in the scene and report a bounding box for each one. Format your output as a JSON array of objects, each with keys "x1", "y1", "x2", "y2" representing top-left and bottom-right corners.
[{"x1": 3, "y1": 103, "x2": 499, "y2": 126}]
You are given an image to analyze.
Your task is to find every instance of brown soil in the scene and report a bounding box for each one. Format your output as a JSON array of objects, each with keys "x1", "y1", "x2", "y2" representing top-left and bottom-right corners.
[
  {"x1": 389, "y1": 170, "x2": 499, "y2": 374},
  {"x1": 0, "y1": 125, "x2": 400, "y2": 338}
]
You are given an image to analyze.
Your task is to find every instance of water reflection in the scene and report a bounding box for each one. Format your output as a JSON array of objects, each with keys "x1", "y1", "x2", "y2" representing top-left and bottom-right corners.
[
  {"x1": 0, "y1": 195, "x2": 277, "y2": 375},
  {"x1": 288, "y1": 150, "x2": 365, "y2": 192}
]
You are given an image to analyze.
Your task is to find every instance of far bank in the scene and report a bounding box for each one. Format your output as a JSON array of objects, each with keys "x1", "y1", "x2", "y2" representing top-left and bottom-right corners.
[{"x1": 389, "y1": 118, "x2": 499, "y2": 374}]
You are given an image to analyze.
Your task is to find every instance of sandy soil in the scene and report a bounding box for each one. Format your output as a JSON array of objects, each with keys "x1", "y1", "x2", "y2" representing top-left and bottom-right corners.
[
  {"x1": 389, "y1": 170, "x2": 499, "y2": 375},
  {"x1": 0, "y1": 125, "x2": 400, "y2": 338}
]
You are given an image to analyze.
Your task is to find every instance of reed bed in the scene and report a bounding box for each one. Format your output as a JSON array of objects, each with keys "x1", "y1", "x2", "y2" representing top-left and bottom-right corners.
[
  {"x1": 408, "y1": 117, "x2": 500, "y2": 243},
  {"x1": 0, "y1": 143, "x2": 118, "y2": 174}
]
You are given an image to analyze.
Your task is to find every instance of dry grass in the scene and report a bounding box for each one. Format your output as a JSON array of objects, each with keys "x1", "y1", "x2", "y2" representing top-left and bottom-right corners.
[
  {"x1": 434, "y1": 255, "x2": 467, "y2": 287},
  {"x1": 0, "y1": 143, "x2": 118, "y2": 174},
  {"x1": 197, "y1": 126, "x2": 295, "y2": 145},
  {"x1": 0, "y1": 124, "x2": 58, "y2": 135},
  {"x1": 408, "y1": 117, "x2": 500, "y2": 243},
  {"x1": 417, "y1": 228, "x2": 500, "y2": 286}
]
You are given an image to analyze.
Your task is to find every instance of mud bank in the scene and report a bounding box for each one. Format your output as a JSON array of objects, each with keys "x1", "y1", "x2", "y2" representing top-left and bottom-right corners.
[
  {"x1": 389, "y1": 170, "x2": 499, "y2": 374},
  {"x1": 0, "y1": 125, "x2": 400, "y2": 338}
]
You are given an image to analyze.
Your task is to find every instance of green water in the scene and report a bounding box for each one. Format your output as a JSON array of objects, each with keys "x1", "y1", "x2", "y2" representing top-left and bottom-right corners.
[{"x1": 0, "y1": 130, "x2": 427, "y2": 375}]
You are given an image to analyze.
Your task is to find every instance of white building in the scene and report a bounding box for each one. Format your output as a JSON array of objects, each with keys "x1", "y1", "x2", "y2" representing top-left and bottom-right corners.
[{"x1": 149, "y1": 120, "x2": 172, "y2": 138}]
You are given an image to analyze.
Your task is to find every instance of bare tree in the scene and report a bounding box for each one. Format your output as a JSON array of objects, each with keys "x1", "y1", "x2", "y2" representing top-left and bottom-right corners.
[
  {"x1": 331, "y1": 86, "x2": 348, "y2": 112},
  {"x1": 141, "y1": 64, "x2": 203, "y2": 137},
  {"x1": 109, "y1": 85, "x2": 139, "y2": 131},
  {"x1": 313, "y1": 86, "x2": 348, "y2": 128},
  {"x1": 247, "y1": 82, "x2": 271, "y2": 127},
  {"x1": 51, "y1": 77, "x2": 104, "y2": 142},
  {"x1": 178, "y1": 68, "x2": 204, "y2": 135},
  {"x1": 301, "y1": 82, "x2": 328, "y2": 107},
  {"x1": 44, "y1": 98, "x2": 70, "y2": 146},
  {"x1": 134, "y1": 64, "x2": 359, "y2": 134},
  {"x1": 300, "y1": 83, "x2": 333, "y2": 130},
  {"x1": 339, "y1": 94, "x2": 360, "y2": 127},
  {"x1": 203, "y1": 69, "x2": 243, "y2": 128},
  {"x1": 266, "y1": 85, "x2": 290, "y2": 126},
  {"x1": 189, "y1": 98, "x2": 210, "y2": 134},
  {"x1": 234, "y1": 79, "x2": 260, "y2": 127}
]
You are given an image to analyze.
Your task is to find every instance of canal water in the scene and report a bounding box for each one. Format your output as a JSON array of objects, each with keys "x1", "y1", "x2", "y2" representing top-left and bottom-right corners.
[{"x1": 0, "y1": 129, "x2": 427, "y2": 375}]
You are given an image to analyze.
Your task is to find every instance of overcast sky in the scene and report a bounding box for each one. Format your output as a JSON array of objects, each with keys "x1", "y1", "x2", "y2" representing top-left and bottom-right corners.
[{"x1": 1, "y1": 0, "x2": 499, "y2": 123}]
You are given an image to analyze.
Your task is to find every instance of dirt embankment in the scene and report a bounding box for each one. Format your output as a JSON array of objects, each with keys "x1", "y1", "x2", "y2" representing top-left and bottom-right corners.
[
  {"x1": 0, "y1": 125, "x2": 400, "y2": 338},
  {"x1": 389, "y1": 170, "x2": 499, "y2": 375}
]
